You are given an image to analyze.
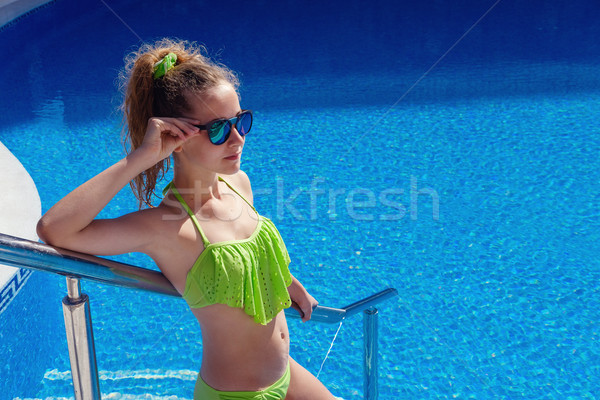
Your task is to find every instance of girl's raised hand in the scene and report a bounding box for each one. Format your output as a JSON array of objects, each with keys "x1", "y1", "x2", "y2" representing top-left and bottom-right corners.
[{"x1": 138, "y1": 117, "x2": 200, "y2": 161}]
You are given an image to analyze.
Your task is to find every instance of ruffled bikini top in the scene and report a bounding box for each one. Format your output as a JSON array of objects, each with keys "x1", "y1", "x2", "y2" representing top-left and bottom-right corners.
[{"x1": 163, "y1": 177, "x2": 292, "y2": 325}]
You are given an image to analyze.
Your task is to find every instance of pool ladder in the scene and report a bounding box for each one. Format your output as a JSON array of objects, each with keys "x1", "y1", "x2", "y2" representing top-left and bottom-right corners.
[{"x1": 0, "y1": 233, "x2": 397, "y2": 400}]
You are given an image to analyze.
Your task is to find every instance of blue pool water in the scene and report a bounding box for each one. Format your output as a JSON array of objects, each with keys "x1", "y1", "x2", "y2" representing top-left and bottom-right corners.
[{"x1": 1, "y1": 0, "x2": 600, "y2": 399}]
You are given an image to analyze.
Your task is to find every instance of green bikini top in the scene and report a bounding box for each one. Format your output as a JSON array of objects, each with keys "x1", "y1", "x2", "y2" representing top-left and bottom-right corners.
[{"x1": 164, "y1": 177, "x2": 292, "y2": 325}]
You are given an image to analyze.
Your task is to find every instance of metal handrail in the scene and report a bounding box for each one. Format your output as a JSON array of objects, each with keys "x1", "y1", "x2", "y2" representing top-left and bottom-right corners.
[
  {"x1": 0, "y1": 232, "x2": 398, "y2": 399},
  {"x1": 0, "y1": 233, "x2": 178, "y2": 296}
]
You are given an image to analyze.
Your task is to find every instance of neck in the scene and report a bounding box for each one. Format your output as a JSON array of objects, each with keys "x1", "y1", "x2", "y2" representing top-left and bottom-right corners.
[{"x1": 172, "y1": 166, "x2": 223, "y2": 206}]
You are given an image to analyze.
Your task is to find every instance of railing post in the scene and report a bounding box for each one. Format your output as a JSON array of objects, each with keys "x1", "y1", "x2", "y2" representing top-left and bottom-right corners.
[
  {"x1": 363, "y1": 307, "x2": 378, "y2": 400},
  {"x1": 62, "y1": 277, "x2": 101, "y2": 400}
]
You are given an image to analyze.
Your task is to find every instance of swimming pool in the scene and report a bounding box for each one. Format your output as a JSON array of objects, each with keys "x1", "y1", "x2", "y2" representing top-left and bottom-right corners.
[{"x1": 1, "y1": 0, "x2": 599, "y2": 398}]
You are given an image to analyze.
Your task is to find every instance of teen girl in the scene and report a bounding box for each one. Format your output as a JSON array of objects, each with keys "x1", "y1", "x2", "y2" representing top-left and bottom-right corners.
[{"x1": 37, "y1": 38, "x2": 336, "y2": 400}]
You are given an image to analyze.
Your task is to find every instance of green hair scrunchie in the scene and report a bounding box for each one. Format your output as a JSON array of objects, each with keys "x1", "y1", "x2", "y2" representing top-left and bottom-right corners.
[{"x1": 153, "y1": 52, "x2": 177, "y2": 80}]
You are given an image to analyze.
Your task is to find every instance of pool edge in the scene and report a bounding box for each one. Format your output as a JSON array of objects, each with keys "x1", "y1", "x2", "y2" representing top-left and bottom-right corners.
[
  {"x1": 0, "y1": 0, "x2": 53, "y2": 29},
  {"x1": 0, "y1": 140, "x2": 41, "y2": 315}
]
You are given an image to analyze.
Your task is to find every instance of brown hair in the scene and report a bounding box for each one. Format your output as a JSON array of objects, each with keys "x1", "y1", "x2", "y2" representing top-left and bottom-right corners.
[{"x1": 119, "y1": 38, "x2": 239, "y2": 208}]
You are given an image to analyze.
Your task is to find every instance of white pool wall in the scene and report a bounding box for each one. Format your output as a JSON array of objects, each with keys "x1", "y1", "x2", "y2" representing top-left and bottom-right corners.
[
  {"x1": 0, "y1": 141, "x2": 41, "y2": 314},
  {"x1": 0, "y1": 0, "x2": 53, "y2": 28}
]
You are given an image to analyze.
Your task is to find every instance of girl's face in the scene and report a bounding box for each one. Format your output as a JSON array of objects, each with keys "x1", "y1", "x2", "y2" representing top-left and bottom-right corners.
[{"x1": 177, "y1": 83, "x2": 245, "y2": 175}]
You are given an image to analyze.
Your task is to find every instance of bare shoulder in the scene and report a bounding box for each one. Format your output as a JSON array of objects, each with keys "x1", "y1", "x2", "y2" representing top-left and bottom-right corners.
[
  {"x1": 116, "y1": 207, "x2": 170, "y2": 242},
  {"x1": 142, "y1": 201, "x2": 190, "y2": 234},
  {"x1": 133, "y1": 205, "x2": 173, "y2": 228},
  {"x1": 120, "y1": 205, "x2": 183, "y2": 252},
  {"x1": 129, "y1": 203, "x2": 195, "y2": 257},
  {"x1": 221, "y1": 170, "x2": 253, "y2": 203}
]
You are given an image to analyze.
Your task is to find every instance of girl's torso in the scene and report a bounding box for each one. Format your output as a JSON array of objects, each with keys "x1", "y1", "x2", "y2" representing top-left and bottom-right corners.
[
  {"x1": 193, "y1": 305, "x2": 290, "y2": 390},
  {"x1": 141, "y1": 173, "x2": 292, "y2": 390}
]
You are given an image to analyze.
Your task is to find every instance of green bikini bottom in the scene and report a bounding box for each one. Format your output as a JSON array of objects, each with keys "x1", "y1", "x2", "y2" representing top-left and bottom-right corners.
[{"x1": 194, "y1": 363, "x2": 290, "y2": 400}]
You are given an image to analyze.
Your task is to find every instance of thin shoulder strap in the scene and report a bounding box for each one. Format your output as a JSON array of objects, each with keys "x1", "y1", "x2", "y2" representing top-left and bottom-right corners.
[
  {"x1": 162, "y1": 182, "x2": 211, "y2": 247},
  {"x1": 218, "y1": 176, "x2": 258, "y2": 214}
]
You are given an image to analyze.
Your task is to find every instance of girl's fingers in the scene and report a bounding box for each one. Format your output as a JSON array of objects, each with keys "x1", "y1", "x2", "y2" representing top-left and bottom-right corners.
[
  {"x1": 154, "y1": 119, "x2": 196, "y2": 141},
  {"x1": 164, "y1": 118, "x2": 200, "y2": 138},
  {"x1": 178, "y1": 117, "x2": 202, "y2": 126},
  {"x1": 145, "y1": 118, "x2": 201, "y2": 155}
]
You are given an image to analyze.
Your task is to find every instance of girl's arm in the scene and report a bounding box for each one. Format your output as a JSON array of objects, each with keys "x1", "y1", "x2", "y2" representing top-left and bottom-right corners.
[
  {"x1": 37, "y1": 117, "x2": 199, "y2": 255},
  {"x1": 288, "y1": 275, "x2": 319, "y2": 322}
]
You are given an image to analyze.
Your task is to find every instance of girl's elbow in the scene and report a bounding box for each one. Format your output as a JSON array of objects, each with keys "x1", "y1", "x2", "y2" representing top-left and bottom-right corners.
[
  {"x1": 36, "y1": 217, "x2": 50, "y2": 243},
  {"x1": 36, "y1": 217, "x2": 60, "y2": 246}
]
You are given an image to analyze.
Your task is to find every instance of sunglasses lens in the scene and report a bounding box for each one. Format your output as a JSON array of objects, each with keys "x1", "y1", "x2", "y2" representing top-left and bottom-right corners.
[
  {"x1": 209, "y1": 121, "x2": 230, "y2": 145},
  {"x1": 236, "y1": 111, "x2": 253, "y2": 136},
  {"x1": 205, "y1": 111, "x2": 252, "y2": 145}
]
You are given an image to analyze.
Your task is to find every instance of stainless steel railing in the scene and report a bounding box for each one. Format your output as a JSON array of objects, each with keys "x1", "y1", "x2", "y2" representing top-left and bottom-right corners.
[{"x1": 0, "y1": 232, "x2": 398, "y2": 400}]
